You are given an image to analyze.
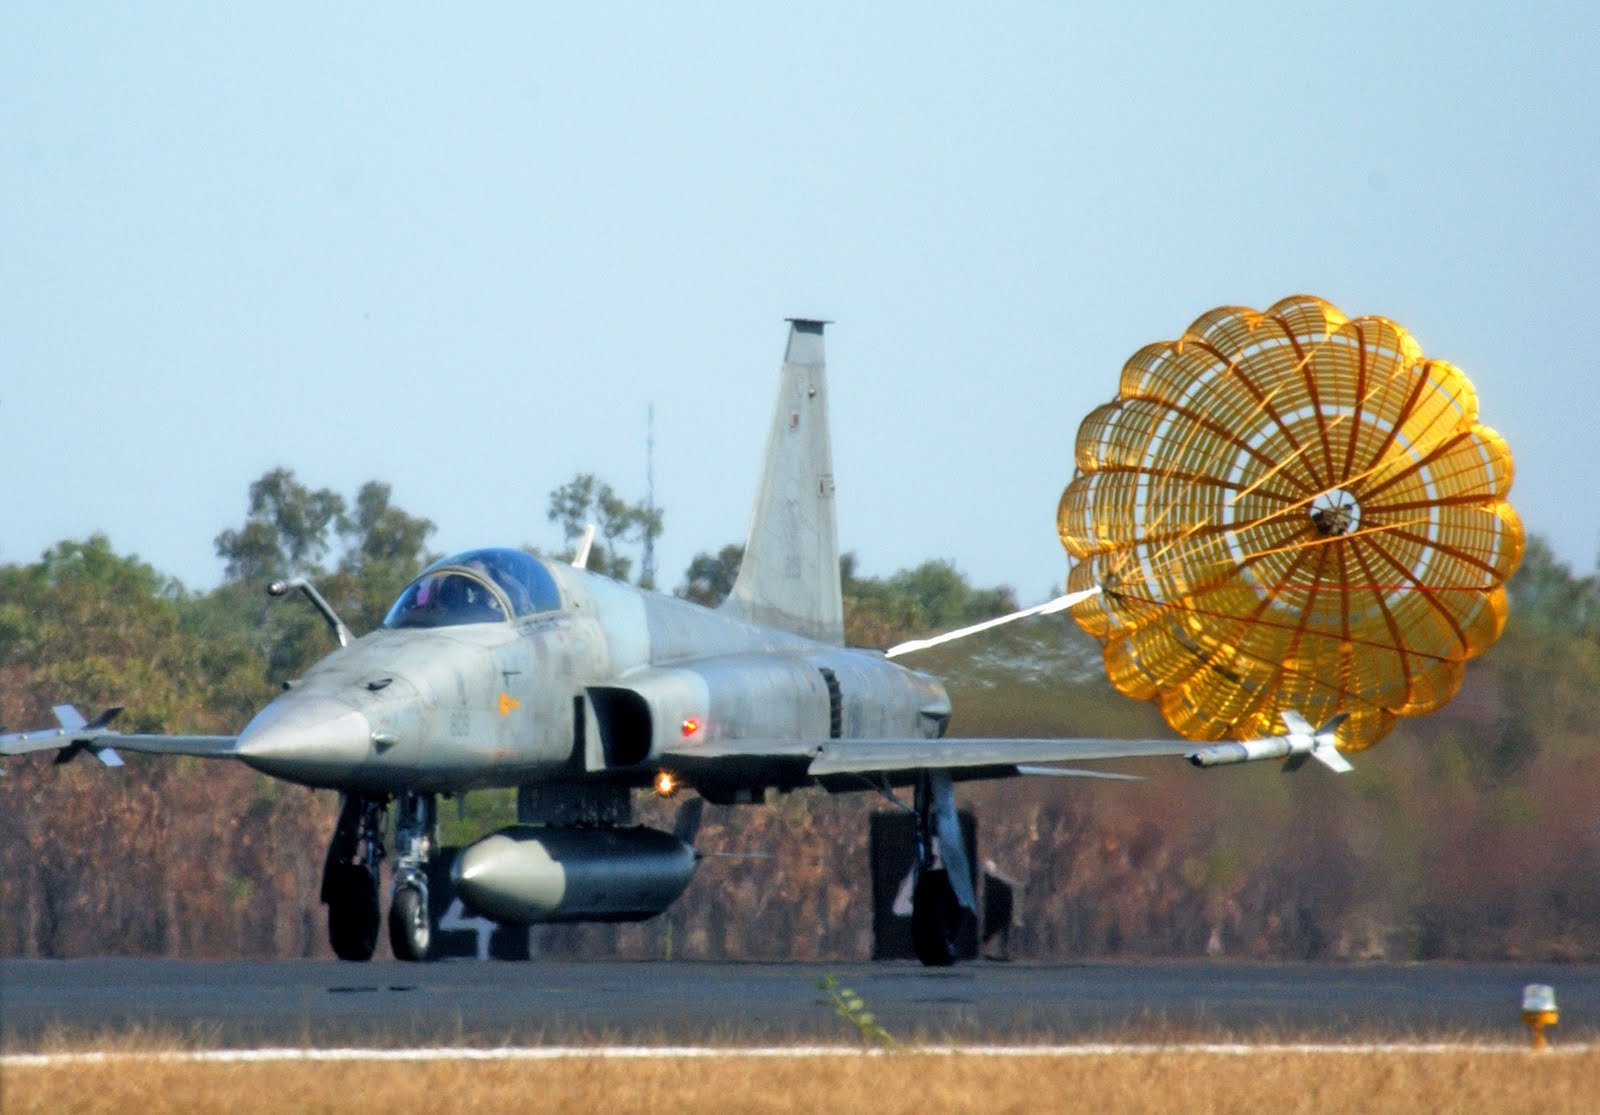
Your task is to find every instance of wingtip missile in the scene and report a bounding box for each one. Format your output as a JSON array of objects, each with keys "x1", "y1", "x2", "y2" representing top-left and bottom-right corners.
[
  {"x1": 1187, "y1": 711, "x2": 1353, "y2": 773},
  {"x1": 43, "y1": 705, "x2": 127, "y2": 767}
]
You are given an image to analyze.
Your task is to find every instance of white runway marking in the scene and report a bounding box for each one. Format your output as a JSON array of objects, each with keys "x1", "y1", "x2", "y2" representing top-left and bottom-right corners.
[{"x1": 4, "y1": 1042, "x2": 1593, "y2": 1067}]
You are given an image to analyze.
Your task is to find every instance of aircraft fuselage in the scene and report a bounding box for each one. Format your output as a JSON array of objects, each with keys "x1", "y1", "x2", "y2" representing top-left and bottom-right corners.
[{"x1": 236, "y1": 556, "x2": 949, "y2": 796}]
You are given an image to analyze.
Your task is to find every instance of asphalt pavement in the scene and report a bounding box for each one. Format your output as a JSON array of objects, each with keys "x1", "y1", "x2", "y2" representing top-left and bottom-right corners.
[{"x1": 4, "y1": 958, "x2": 1598, "y2": 1049}]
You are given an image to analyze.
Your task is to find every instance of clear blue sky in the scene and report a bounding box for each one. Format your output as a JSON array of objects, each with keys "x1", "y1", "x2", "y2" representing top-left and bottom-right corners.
[{"x1": 4, "y1": 4, "x2": 1596, "y2": 603}]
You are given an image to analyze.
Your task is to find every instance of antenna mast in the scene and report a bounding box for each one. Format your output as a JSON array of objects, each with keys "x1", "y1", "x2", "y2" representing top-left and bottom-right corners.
[{"x1": 642, "y1": 402, "x2": 657, "y2": 588}]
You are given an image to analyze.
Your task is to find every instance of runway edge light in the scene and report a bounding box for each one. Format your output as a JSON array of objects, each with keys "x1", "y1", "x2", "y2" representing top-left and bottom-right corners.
[{"x1": 1521, "y1": 984, "x2": 1558, "y2": 1049}]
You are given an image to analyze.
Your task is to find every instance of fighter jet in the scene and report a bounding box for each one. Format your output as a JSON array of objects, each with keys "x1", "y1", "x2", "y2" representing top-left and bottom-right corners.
[{"x1": 0, "y1": 320, "x2": 1346, "y2": 966}]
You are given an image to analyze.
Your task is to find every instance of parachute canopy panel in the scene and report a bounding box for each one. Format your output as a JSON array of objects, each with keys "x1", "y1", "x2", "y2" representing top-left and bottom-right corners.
[{"x1": 1057, "y1": 295, "x2": 1523, "y2": 752}]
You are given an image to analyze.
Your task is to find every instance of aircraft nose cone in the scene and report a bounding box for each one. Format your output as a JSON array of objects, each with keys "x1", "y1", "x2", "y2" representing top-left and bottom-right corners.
[{"x1": 237, "y1": 694, "x2": 372, "y2": 787}]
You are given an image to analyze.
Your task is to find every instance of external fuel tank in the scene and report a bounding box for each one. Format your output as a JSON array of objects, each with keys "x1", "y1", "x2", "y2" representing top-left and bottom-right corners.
[{"x1": 451, "y1": 825, "x2": 696, "y2": 924}]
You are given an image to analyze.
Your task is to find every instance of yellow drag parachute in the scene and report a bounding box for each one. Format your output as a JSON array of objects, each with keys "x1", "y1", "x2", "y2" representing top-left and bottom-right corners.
[{"x1": 1058, "y1": 295, "x2": 1523, "y2": 751}]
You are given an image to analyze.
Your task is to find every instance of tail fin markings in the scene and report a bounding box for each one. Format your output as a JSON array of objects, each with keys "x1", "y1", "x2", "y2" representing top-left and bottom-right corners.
[{"x1": 721, "y1": 319, "x2": 845, "y2": 645}]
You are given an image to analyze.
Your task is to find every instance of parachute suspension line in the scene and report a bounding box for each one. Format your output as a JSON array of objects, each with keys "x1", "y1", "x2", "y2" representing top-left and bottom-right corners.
[{"x1": 884, "y1": 587, "x2": 1102, "y2": 659}]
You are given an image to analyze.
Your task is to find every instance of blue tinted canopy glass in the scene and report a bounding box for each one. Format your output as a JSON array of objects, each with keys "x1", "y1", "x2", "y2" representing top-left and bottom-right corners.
[{"x1": 383, "y1": 548, "x2": 561, "y2": 629}]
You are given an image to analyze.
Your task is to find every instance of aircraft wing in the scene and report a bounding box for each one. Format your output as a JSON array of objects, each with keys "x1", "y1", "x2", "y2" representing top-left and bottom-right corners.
[
  {"x1": 805, "y1": 737, "x2": 1194, "y2": 776},
  {"x1": 661, "y1": 735, "x2": 1195, "y2": 782},
  {"x1": 0, "y1": 706, "x2": 237, "y2": 767}
]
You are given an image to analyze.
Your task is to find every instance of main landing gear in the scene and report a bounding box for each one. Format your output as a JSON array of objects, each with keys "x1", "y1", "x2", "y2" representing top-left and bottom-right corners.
[
  {"x1": 909, "y1": 770, "x2": 977, "y2": 967},
  {"x1": 320, "y1": 791, "x2": 437, "y2": 962},
  {"x1": 322, "y1": 794, "x2": 386, "y2": 961}
]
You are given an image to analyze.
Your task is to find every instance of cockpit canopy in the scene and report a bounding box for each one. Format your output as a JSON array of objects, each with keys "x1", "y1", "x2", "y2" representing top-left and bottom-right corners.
[{"x1": 383, "y1": 548, "x2": 562, "y2": 629}]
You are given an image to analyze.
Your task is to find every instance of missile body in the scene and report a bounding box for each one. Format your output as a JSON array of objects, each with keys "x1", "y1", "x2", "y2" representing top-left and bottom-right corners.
[
  {"x1": 1188, "y1": 736, "x2": 1298, "y2": 768},
  {"x1": 1187, "y1": 711, "x2": 1353, "y2": 773}
]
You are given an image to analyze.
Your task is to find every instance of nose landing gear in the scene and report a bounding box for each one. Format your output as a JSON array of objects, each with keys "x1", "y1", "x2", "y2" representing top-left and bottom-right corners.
[{"x1": 388, "y1": 792, "x2": 437, "y2": 962}]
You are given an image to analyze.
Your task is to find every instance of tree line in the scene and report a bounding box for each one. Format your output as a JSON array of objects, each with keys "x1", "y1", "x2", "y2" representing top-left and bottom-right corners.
[{"x1": 1, "y1": 471, "x2": 1597, "y2": 962}]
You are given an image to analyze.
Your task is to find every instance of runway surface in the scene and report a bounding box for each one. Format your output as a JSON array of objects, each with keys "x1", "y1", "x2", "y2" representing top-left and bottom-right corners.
[{"x1": 4, "y1": 958, "x2": 1598, "y2": 1049}]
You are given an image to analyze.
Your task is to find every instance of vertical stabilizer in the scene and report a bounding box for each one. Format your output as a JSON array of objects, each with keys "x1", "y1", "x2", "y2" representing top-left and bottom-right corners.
[{"x1": 722, "y1": 319, "x2": 844, "y2": 645}]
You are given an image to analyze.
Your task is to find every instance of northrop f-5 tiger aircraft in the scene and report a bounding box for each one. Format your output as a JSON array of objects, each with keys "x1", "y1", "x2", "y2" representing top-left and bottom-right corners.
[{"x1": 1, "y1": 320, "x2": 1349, "y2": 965}]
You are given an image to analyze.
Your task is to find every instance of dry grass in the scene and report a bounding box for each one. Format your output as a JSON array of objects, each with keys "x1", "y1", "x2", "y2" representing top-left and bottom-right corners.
[{"x1": 5, "y1": 1048, "x2": 1598, "y2": 1115}]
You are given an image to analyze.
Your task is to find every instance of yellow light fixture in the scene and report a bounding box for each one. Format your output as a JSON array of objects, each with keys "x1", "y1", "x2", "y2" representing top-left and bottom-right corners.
[
  {"x1": 653, "y1": 769, "x2": 679, "y2": 798},
  {"x1": 1522, "y1": 984, "x2": 1558, "y2": 1050}
]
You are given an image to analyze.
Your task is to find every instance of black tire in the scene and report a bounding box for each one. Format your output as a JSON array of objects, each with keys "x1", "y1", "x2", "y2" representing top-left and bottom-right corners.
[
  {"x1": 327, "y1": 864, "x2": 381, "y2": 962},
  {"x1": 388, "y1": 884, "x2": 432, "y2": 963},
  {"x1": 911, "y1": 867, "x2": 964, "y2": 967}
]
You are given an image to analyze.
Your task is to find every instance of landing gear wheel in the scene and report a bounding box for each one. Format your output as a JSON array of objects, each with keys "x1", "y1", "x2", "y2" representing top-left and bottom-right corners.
[
  {"x1": 911, "y1": 867, "x2": 965, "y2": 968},
  {"x1": 327, "y1": 864, "x2": 381, "y2": 962},
  {"x1": 388, "y1": 884, "x2": 432, "y2": 962}
]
